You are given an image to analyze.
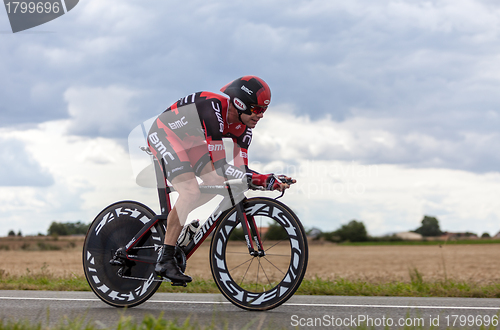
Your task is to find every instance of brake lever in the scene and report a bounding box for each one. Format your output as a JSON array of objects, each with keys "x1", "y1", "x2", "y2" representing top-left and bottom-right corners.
[
  {"x1": 139, "y1": 146, "x2": 153, "y2": 155},
  {"x1": 274, "y1": 175, "x2": 296, "y2": 200},
  {"x1": 276, "y1": 175, "x2": 295, "y2": 185}
]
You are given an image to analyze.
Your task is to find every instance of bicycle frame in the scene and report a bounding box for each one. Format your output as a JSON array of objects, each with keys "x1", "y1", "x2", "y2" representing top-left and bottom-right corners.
[
  {"x1": 119, "y1": 158, "x2": 266, "y2": 265},
  {"x1": 84, "y1": 147, "x2": 306, "y2": 310}
]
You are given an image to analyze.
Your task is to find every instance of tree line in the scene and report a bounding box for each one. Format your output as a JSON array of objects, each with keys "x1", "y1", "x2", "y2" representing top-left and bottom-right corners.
[
  {"x1": 6, "y1": 216, "x2": 489, "y2": 241},
  {"x1": 47, "y1": 221, "x2": 90, "y2": 236},
  {"x1": 314, "y1": 215, "x2": 488, "y2": 243},
  {"x1": 7, "y1": 221, "x2": 90, "y2": 237}
]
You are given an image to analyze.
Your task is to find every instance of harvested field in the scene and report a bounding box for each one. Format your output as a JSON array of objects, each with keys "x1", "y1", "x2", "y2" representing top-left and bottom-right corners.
[
  {"x1": 305, "y1": 242, "x2": 500, "y2": 283},
  {"x1": 1, "y1": 237, "x2": 500, "y2": 284}
]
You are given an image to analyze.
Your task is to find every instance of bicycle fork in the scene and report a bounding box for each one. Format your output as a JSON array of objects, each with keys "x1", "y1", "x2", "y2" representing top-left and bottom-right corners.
[{"x1": 235, "y1": 203, "x2": 265, "y2": 257}]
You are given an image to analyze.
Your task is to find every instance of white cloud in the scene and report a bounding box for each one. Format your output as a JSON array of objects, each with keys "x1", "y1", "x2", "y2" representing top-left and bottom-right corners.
[
  {"x1": 250, "y1": 105, "x2": 500, "y2": 172},
  {"x1": 64, "y1": 85, "x2": 144, "y2": 138},
  {"x1": 0, "y1": 107, "x2": 499, "y2": 237},
  {"x1": 247, "y1": 158, "x2": 500, "y2": 236},
  {"x1": 0, "y1": 120, "x2": 158, "y2": 235},
  {"x1": 0, "y1": 137, "x2": 54, "y2": 186},
  {"x1": 2, "y1": 0, "x2": 500, "y2": 237},
  {"x1": 3, "y1": 0, "x2": 500, "y2": 147},
  {"x1": 245, "y1": 108, "x2": 500, "y2": 235}
]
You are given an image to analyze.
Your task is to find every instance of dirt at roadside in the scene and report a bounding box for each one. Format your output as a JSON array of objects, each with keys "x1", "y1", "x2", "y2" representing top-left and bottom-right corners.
[
  {"x1": 1, "y1": 237, "x2": 500, "y2": 283},
  {"x1": 304, "y1": 242, "x2": 500, "y2": 283}
]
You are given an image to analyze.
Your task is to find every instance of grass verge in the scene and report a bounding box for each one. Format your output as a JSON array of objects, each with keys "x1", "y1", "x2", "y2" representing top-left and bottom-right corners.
[
  {"x1": 298, "y1": 276, "x2": 500, "y2": 298},
  {"x1": 2, "y1": 268, "x2": 500, "y2": 298},
  {"x1": 338, "y1": 239, "x2": 500, "y2": 246},
  {"x1": 0, "y1": 314, "x2": 233, "y2": 330},
  {"x1": 1, "y1": 313, "x2": 500, "y2": 330},
  {"x1": 0, "y1": 269, "x2": 89, "y2": 291}
]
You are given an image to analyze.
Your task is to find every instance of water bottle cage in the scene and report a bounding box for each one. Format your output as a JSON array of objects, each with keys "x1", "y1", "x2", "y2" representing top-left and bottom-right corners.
[{"x1": 177, "y1": 220, "x2": 200, "y2": 247}]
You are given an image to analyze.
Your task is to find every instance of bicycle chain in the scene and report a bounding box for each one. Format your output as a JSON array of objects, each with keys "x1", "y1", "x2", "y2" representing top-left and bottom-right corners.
[{"x1": 117, "y1": 268, "x2": 187, "y2": 286}]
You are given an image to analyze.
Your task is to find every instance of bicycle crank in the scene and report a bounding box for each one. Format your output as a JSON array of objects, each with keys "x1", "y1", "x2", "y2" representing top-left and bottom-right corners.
[{"x1": 116, "y1": 267, "x2": 188, "y2": 287}]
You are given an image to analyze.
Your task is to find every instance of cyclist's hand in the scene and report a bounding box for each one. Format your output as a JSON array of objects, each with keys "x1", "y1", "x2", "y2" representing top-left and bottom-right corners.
[
  {"x1": 274, "y1": 175, "x2": 296, "y2": 192},
  {"x1": 249, "y1": 173, "x2": 296, "y2": 191}
]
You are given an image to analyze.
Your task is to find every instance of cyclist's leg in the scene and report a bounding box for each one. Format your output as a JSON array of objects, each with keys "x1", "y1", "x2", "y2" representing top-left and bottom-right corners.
[
  {"x1": 149, "y1": 117, "x2": 200, "y2": 282},
  {"x1": 155, "y1": 171, "x2": 199, "y2": 282},
  {"x1": 184, "y1": 161, "x2": 224, "y2": 208},
  {"x1": 164, "y1": 171, "x2": 201, "y2": 246},
  {"x1": 199, "y1": 161, "x2": 225, "y2": 185},
  {"x1": 165, "y1": 162, "x2": 223, "y2": 231},
  {"x1": 148, "y1": 115, "x2": 203, "y2": 239},
  {"x1": 171, "y1": 145, "x2": 224, "y2": 211}
]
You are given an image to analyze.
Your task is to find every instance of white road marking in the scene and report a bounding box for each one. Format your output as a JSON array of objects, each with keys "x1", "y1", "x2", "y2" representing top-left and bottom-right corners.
[
  {"x1": 0, "y1": 297, "x2": 100, "y2": 302},
  {"x1": 285, "y1": 303, "x2": 500, "y2": 310},
  {"x1": 1, "y1": 296, "x2": 499, "y2": 310}
]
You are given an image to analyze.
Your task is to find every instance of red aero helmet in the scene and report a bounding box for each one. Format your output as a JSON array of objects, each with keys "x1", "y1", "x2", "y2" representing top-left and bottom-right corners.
[{"x1": 220, "y1": 76, "x2": 271, "y2": 115}]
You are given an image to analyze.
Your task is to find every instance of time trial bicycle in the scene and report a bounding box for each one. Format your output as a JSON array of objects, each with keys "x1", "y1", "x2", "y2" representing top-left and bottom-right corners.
[{"x1": 82, "y1": 150, "x2": 308, "y2": 311}]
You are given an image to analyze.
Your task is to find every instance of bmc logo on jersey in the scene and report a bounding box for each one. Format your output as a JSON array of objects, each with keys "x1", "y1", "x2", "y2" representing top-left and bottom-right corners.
[
  {"x1": 208, "y1": 144, "x2": 225, "y2": 152},
  {"x1": 168, "y1": 116, "x2": 188, "y2": 130},
  {"x1": 225, "y1": 167, "x2": 245, "y2": 179},
  {"x1": 148, "y1": 132, "x2": 175, "y2": 164},
  {"x1": 233, "y1": 98, "x2": 247, "y2": 111}
]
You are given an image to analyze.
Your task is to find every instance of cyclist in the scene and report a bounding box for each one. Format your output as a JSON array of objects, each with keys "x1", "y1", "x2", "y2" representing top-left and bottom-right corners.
[{"x1": 148, "y1": 76, "x2": 294, "y2": 283}]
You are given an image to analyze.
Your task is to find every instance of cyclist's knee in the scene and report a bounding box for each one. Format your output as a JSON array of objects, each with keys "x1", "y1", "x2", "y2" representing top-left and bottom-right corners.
[
  {"x1": 202, "y1": 174, "x2": 224, "y2": 185},
  {"x1": 199, "y1": 166, "x2": 224, "y2": 185},
  {"x1": 201, "y1": 171, "x2": 224, "y2": 185},
  {"x1": 179, "y1": 186, "x2": 201, "y2": 203},
  {"x1": 171, "y1": 173, "x2": 201, "y2": 203}
]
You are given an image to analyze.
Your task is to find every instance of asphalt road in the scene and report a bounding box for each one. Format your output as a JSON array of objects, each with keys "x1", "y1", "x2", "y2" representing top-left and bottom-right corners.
[{"x1": 1, "y1": 291, "x2": 500, "y2": 329}]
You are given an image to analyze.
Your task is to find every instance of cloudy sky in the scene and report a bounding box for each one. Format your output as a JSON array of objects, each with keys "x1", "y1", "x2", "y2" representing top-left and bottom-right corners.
[{"x1": 1, "y1": 0, "x2": 500, "y2": 236}]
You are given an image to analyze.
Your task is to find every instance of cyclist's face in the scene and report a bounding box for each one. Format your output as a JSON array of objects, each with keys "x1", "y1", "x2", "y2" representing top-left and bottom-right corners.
[
  {"x1": 228, "y1": 103, "x2": 264, "y2": 128},
  {"x1": 240, "y1": 112, "x2": 263, "y2": 128}
]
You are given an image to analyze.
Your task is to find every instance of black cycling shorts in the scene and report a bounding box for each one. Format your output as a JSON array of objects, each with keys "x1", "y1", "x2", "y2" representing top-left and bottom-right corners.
[{"x1": 148, "y1": 109, "x2": 212, "y2": 181}]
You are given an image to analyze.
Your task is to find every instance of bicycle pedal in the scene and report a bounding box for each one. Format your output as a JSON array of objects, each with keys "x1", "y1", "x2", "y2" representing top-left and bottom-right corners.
[
  {"x1": 109, "y1": 258, "x2": 125, "y2": 266},
  {"x1": 171, "y1": 281, "x2": 187, "y2": 287}
]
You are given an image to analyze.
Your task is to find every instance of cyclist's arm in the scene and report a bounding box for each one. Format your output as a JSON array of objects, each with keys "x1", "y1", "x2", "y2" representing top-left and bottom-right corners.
[
  {"x1": 232, "y1": 130, "x2": 294, "y2": 191},
  {"x1": 196, "y1": 99, "x2": 246, "y2": 180}
]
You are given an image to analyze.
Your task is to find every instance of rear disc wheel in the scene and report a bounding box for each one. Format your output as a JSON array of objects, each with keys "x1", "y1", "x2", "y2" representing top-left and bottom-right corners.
[{"x1": 83, "y1": 201, "x2": 164, "y2": 308}]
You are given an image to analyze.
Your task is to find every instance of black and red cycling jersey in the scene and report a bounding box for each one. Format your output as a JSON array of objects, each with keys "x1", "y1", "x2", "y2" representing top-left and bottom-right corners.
[{"x1": 148, "y1": 91, "x2": 254, "y2": 181}]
